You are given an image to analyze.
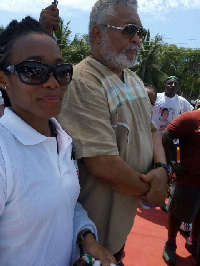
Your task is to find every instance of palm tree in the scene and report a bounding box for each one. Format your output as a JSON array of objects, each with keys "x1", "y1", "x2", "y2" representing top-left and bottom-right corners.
[
  {"x1": 55, "y1": 19, "x2": 72, "y2": 55},
  {"x1": 160, "y1": 45, "x2": 200, "y2": 99},
  {"x1": 63, "y1": 33, "x2": 89, "y2": 65},
  {"x1": 55, "y1": 18, "x2": 89, "y2": 65},
  {"x1": 133, "y1": 30, "x2": 167, "y2": 90}
]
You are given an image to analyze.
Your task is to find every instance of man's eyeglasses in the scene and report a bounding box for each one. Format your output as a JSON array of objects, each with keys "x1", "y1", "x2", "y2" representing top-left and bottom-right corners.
[
  {"x1": 4, "y1": 60, "x2": 73, "y2": 86},
  {"x1": 101, "y1": 23, "x2": 147, "y2": 41}
]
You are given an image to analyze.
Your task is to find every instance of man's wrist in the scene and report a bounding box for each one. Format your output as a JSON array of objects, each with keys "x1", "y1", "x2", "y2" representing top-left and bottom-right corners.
[
  {"x1": 154, "y1": 162, "x2": 171, "y2": 179},
  {"x1": 77, "y1": 229, "x2": 96, "y2": 254}
]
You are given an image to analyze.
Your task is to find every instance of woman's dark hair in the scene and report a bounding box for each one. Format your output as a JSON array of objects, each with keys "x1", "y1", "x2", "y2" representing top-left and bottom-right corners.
[
  {"x1": 0, "y1": 16, "x2": 51, "y2": 107},
  {"x1": 161, "y1": 108, "x2": 169, "y2": 116}
]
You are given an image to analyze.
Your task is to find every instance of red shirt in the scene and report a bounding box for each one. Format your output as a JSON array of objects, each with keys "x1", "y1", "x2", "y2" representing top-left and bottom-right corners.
[{"x1": 167, "y1": 110, "x2": 200, "y2": 188}]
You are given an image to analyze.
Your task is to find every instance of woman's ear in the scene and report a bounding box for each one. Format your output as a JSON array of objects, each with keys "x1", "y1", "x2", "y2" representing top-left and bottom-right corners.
[
  {"x1": 0, "y1": 71, "x2": 9, "y2": 91},
  {"x1": 92, "y1": 25, "x2": 102, "y2": 44}
]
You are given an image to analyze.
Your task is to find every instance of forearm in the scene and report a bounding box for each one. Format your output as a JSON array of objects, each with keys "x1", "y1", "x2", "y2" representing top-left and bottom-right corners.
[
  {"x1": 83, "y1": 155, "x2": 150, "y2": 196},
  {"x1": 73, "y1": 204, "x2": 116, "y2": 265},
  {"x1": 162, "y1": 129, "x2": 177, "y2": 163},
  {"x1": 71, "y1": 203, "x2": 97, "y2": 264},
  {"x1": 152, "y1": 131, "x2": 167, "y2": 164}
]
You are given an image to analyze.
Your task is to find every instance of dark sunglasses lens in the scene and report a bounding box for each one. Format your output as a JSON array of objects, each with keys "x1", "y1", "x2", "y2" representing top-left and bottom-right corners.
[
  {"x1": 123, "y1": 24, "x2": 147, "y2": 41},
  {"x1": 17, "y1": 62, "x2": 48, "y2": 85},
  {"x1": 55, "y1": 64, "x2": 73, "y2": 85},
  {"x1": 122, "y1": 24, "x2": 138, "y2": 37}
]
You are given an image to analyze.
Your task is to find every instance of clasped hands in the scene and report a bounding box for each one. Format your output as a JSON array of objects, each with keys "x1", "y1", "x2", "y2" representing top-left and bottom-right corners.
[{"x1": 140, "y1": 167, "x2": 168, "y2": 206}]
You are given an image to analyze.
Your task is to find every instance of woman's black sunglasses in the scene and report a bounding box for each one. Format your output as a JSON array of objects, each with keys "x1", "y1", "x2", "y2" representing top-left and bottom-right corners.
[{"x1": 4, "y1": 60, "x2": 73, "y2": 86}]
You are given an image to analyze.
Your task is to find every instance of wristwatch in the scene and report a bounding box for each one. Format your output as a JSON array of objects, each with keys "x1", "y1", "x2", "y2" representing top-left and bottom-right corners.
[
  {"x1": 154, "y1": 162, "x2": 171, "y2": 177},
  {"x1": 169, "y1": 160, "x2": 177, "y2": 166},
  {"x1": 77, "y1": 229, "x2": 96, "y2": 253}
]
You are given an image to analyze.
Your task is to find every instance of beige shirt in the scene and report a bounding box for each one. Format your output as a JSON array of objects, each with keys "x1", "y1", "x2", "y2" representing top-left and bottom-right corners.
[{"x1": 58, "y1": 57, "x2": 156, "y2": 254}]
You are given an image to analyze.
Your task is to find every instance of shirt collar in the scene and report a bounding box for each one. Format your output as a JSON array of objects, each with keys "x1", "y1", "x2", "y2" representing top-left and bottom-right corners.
[{"x1": 0, "y1": 108, "x2": 71, "y2": 146}]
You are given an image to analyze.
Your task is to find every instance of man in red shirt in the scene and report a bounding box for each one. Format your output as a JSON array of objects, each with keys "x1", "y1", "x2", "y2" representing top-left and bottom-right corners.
[{"x1": 162, "y1": 110, "x2": 200, "y2": 265}]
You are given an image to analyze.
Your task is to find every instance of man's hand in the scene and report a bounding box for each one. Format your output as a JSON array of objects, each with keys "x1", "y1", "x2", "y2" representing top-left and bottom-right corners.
[
  {"x1": 140, "y1": 167, "x2": 168, "y2": 206},
  {"x1": 82, "y1": 233, "x2": 117, "y2": 266},
  {"x1": 172, "y1": 163, "x2": 187, "y2": 181},
  {"x1": 39, "y1": 4, "x2": 59, "y2": 35}
]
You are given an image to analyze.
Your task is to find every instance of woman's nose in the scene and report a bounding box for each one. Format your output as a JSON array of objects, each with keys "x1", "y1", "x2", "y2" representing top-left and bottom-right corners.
[{"x1": 43, "y1": 73, "x2": 59, "y2": 89}]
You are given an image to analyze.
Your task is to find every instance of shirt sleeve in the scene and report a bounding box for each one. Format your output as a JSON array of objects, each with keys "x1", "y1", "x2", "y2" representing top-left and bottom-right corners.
[
  {"x1": 58, "y1": 78, "x2": 119, "y2": 159},
  {"x1": 181, "y1": 97, "x2": 194, "y2": 111},
  {"x1": 71, "y1": 202, "x2": 97, "y2": 264},
  {"x1": 167, "y1": 111, "x2": 193, "y2": 139}
]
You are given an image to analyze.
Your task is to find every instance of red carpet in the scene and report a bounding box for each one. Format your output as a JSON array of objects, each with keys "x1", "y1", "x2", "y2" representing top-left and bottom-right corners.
[{"x1": 123, "y1": 207, "x2": 196, "y2": 265}]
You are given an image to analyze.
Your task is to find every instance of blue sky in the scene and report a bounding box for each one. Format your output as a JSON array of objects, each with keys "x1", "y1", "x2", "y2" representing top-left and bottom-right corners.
[{"x1": 0, "y1": 0, "x2": 199, "y2": 49}]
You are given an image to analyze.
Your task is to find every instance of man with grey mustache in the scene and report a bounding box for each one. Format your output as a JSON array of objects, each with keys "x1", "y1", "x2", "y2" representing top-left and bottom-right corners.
[{"x1": 58, "y1": 0, "x2": 168, "y2": 264}]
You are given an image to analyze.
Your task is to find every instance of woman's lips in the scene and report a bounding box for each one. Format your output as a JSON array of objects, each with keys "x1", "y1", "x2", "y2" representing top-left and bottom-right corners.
[{"x1": 40, "y1": 96, "x2": 60, "y2": 104}]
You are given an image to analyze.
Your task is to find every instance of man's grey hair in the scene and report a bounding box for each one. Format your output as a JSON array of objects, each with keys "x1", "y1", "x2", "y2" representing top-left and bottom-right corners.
[{"x1": 89, "y1": 0, "x2": 138, "y2": 45}]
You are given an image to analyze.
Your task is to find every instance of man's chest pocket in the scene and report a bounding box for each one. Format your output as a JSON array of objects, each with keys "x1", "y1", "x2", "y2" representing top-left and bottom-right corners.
[{"x1": 110, "y1": 103, "x2": 131, "y2": 145}]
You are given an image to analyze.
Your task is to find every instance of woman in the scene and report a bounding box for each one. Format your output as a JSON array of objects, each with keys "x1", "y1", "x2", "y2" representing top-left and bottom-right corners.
[
  {"x1": 0, "y1": 17, "x2": 116, "y2": 266},
  {"x1": 160, "y1": 108, "x2": 169, "y2": 123}
]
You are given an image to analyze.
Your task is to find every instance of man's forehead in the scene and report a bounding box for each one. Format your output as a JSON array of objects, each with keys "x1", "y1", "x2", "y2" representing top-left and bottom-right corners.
[{"x1": 109, "y1": 5, "x2": 141, "y2": 26}]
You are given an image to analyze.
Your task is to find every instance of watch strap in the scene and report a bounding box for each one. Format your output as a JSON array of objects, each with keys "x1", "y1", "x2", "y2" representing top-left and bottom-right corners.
[
  {"x1": 77, "y1": 229, "x2": 96, "y2": 254},
  {"x1": 154, "y1": 162, "x2": 170, "y2": 169},
  {"x1": 154, "y1": 162, "x2": 171, "y2": 177}
]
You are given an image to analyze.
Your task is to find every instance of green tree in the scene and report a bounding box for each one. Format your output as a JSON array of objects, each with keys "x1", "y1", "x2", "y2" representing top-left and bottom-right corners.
[
  {"x1": 56, "y1": 19, "x2": 72, "y2": 48},
  {"x1": 0, "y1": 26, "x2": 4, "y2": 33},
  {"x1": 160, "y1": 44, "x2": 200, "y2": 99},
  {"x1": 132, "y1": 30, "x2": 167, "y2": 90},
  {"x1": 55, "y1": 19, "x2": 200, "y2": 100},
  {"x1": 63, "y1": 33, "x2": 89, "y2": 65},
  {"x1": 55, "y1": 18, "x2": 89, "y2": 65}
]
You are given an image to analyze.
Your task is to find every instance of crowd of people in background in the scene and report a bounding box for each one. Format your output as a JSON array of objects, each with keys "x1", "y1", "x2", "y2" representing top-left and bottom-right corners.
[
  {"x1": 0, "y1": 0, "x2": 199, "y2": 265},
  {"x1": 145, "y1": 77, "x2": 200, "y2": 265}
]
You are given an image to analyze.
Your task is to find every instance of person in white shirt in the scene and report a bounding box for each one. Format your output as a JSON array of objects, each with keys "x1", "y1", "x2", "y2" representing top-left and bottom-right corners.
[
  {"x1": 152, "y1": 76, "x2": 194, "y2": 137},
  {"x1": 0, "y1": 16, "x2": 116, "y2": 266},
  {"x1": 152, "y1": 77, "x2": 194, "y2": 236}
]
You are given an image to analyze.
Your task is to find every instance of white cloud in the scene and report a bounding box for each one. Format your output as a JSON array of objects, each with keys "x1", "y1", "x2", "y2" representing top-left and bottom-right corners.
[
  {"x1": 138, "y1": 0, "x2": 200, "y2": 13},
  {"x1": 0, "y1": 0, "x2": 96, "y2": 14},
  {"x1": 0, "y1": 1, "x2": 46, "y2": 13},
  {"x1": 0, "y1": 0, "x2": 200, "y2": 16},
  {"x1": 60, "y1": 0, "x2": 96, "y2": 11},
  {"x1": 0, "y1": 0, "x2": 199, "y2": 14}
]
